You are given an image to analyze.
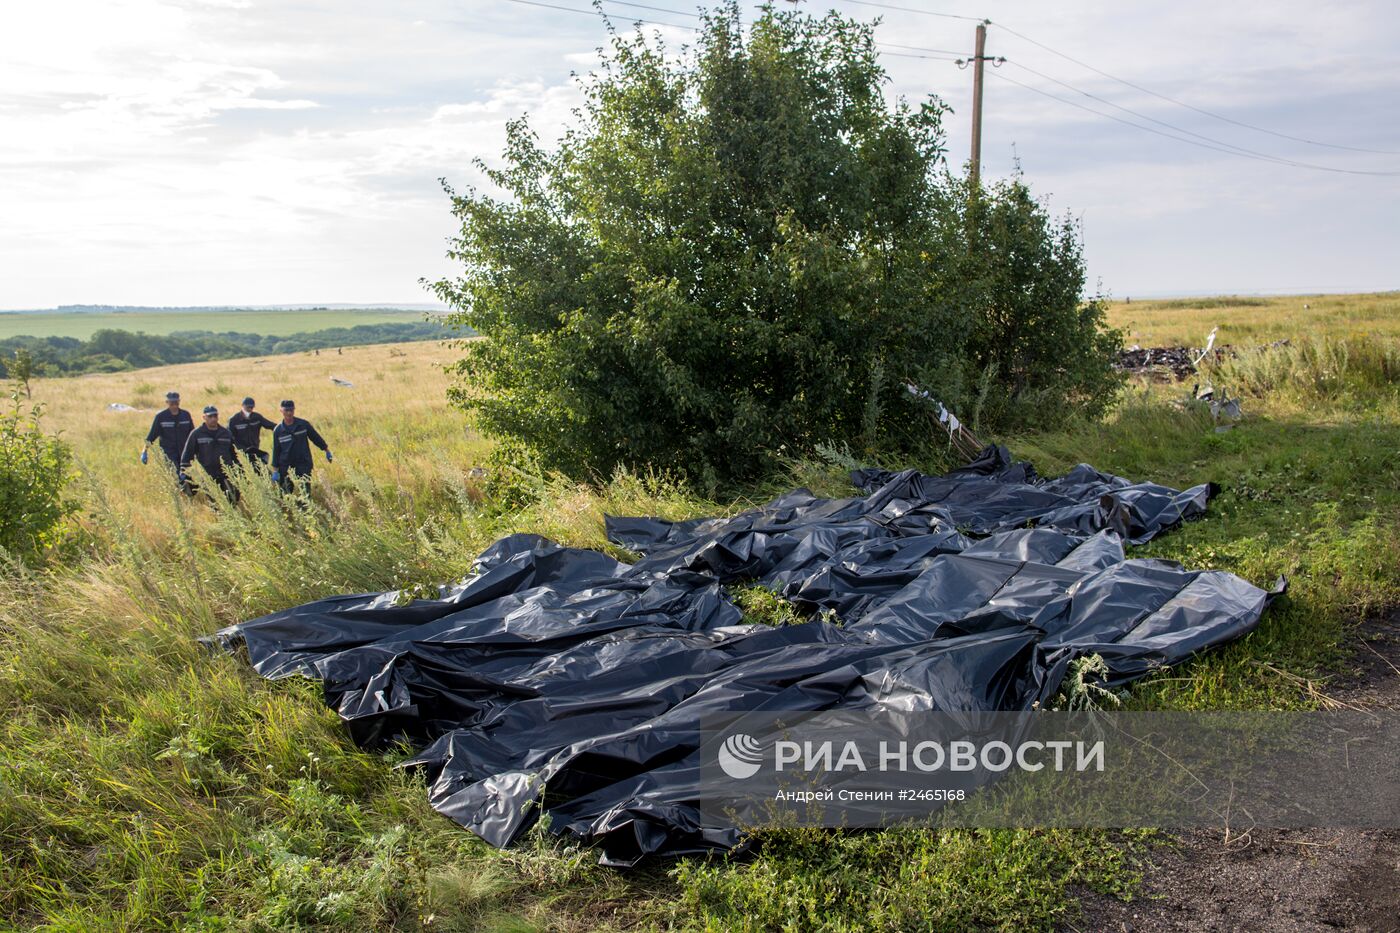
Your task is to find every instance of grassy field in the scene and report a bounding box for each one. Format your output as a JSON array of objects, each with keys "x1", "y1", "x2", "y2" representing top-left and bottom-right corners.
[
  {"x1": 0, "y1": 309, "x2": 436, "y2": 340},
  {"x1": 33, "y1": 342, "x2": 485, "y2": 546},
  {"x1": 1, "y1": 299, "x2": 1398, "y2": 930},
  {"x1": 1105, "y1": 290, "x2": 1400, "y2": 347}
]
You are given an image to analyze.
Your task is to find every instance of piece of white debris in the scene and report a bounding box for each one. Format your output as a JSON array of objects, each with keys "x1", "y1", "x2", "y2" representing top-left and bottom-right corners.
[
  {"x1": 1190, "y1": 326, "x2": 1218, "y2": 367},
  {"x1": 107, "y1": 402, "x2": 139, "y2": 412},
  {"x1": 330, "y1": 377, "x2": 354, "y2": 388}
]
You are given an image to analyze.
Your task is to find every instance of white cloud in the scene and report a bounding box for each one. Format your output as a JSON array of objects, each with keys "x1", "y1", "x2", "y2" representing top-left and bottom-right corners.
[{"x1": 0, "y1": 0, "x2": 1396, "y2": 307}]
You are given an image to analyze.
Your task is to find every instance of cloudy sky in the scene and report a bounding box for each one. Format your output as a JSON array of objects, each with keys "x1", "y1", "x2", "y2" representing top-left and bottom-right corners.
[{"x1": 3, "y1": 0, "x2": 1398, "y2": 309}]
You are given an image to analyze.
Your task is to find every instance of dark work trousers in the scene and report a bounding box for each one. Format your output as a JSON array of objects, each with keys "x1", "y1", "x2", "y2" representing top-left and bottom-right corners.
[
  {"x1": 279, "y1": 465, "x2": 312, "y2": 495},
  {"x1": 183, "y1": 473, "x2": 240, "y2": 504}
]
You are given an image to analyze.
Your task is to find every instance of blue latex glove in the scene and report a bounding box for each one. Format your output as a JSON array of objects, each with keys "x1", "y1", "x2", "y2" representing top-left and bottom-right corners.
[
  {"x1": 271, "y1": 470, "x2": 281, "y2": 483},
  {"x1": 140, "y1": 449, "x2": 148, "y2": 465},
  {"x1": 325, "y1": 450, "x2": 333, "y2": 463},
  {"x1": 177, "y1": 472, "x2": 188, "y2": 484}
]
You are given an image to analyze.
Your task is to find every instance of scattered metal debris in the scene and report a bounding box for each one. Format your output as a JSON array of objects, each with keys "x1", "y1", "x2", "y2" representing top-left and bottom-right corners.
[
  {"x1": 1194, "y1": 383, "x2": 1243, "y2": 431},
  {"x1": 903, "y1": 383, "x2": 984, "y2": 460},
  {"x1": 1117, "y1": 330, "x2": 1291, "y2": 381},
  {"x1": 1116, "y1": 344, "x2": 1229, "y2": 380},
  {"x1": 1191, "y1": 326, "x2": 1219, "y2": 368}
]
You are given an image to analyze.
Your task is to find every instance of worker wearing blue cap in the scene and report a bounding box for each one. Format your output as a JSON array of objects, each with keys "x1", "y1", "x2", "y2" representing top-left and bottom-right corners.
[
  {"x1": 179, "y1": 405, "x2": 238, "y2": 501},
  {"x1": 141, "y1": 391, "x2": 194, "y2": 466},
  {"x1": 228, "y1": 396, "x2": 276, "y2": 466},
  {"x1": 270, "y1": 399, "x2": 332, "y2": 492}
]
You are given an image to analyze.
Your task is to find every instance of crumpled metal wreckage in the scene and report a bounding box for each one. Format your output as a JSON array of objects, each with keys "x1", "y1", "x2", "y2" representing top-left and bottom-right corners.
[{"x1": 212, "y1": 445, "x2": 1282, "y2": 867}]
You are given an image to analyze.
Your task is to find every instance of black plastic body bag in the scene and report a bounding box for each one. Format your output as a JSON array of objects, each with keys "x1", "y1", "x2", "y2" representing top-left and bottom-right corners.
[{"x1": 212, "y1": 446, "x2": 1280, "y2": 866}]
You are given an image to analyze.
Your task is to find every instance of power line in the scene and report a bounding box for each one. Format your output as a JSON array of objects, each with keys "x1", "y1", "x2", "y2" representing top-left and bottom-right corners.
[
  {"x1": 988, "y1": 70, "x2": 1307, "y2": 165},
  {"x1": 834, "y1": 0, "x2": 984, "y2": 23},
  {"x1": 498, "y1": 0, "x2": 968, "y2": 62},
  {"x1": 881, "y1": 49, "x2": 962, "y2": 62},
  {"x1": 591, "y1": 0, "x2": 972, "y2": 61},
  {"x1": 497, "y1": 0, "x2": 1397, "y2": 174},
  {"x1": 988, "y1": 68, "x2": 1400, "y2": 177},
  {"x1": 595, "y1": 0, "x2": 705, "y2": 19},
  {"x1": 989, "y1": 20, "x2": 1400, "y2": 157},
  {"x1": 1003, "y1": 60, "x2": 1391, "y2": 172},
  {"x1": 498, "y1": 0, "x2": 697, "y2": 31},
  {"x1": 876, "y1": 40, "x2": 967, "y2": 56},
  {"x1": 815, "y1": 1, "x2": 1400, "y2": 158}
]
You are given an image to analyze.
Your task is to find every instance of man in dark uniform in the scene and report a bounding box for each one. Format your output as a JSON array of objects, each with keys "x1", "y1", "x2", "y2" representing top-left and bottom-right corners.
[
  {"x1": 228, "y1": 396, "x2": 276, "y2": 466},
  {"x1": 179, "y1": 405, "x2": 239, "y2": 501},
  {"x1": 142, "y1": 391, "x2": 194, "y2": 467},
  {"x1": 270, "y1": 399, "x2": 332, "y2": 492}
]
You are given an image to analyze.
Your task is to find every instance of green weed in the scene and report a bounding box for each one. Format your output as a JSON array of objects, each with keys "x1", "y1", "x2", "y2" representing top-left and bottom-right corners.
[{"x1": 2, "y1": 322, "x2": 1398, "y2": 929}]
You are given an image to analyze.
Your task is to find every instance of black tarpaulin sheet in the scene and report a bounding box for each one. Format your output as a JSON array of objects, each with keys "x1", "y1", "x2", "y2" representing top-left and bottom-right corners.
[
  {"x1": 213, "y1": 446, "x2": 1279, "y2": 866},
  {"x1": 850, "y1": 444, "x2": 1216, "y2": 546}
]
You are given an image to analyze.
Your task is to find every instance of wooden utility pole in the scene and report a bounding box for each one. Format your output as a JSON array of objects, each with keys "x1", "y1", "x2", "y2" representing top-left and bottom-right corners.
[{"x1": 969, "y1": 21, "x2": 987, "y2": 187}]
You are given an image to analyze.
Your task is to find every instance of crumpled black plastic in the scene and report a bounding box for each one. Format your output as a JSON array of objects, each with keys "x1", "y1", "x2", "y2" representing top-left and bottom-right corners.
[
  {"x1": 850, "y1": 445, "x2": 1216, "y2": 545},
  {"x1": 213, "y1": 446, "x2": 1281, "y2": 866}
]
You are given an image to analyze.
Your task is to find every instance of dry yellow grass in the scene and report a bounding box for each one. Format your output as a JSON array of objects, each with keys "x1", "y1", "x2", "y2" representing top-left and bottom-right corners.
[
  {"x1": 6, "y1": 299, "x2": 1399, "y2": 929},
  {"x1": 1105, "y1": 291, "x2": 1400, "y2": 347},
  {"x1": 31, "y1": 294, "x2": 1399, "y2": 543},
  {"x1": 30, "y1": 341, "x2": 489, "y2": 544}
]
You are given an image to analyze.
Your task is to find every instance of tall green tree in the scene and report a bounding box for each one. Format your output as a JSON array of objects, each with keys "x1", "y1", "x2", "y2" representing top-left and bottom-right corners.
[{"x1": 434, "y1": 2, "x2": 1119, "y2": 488}]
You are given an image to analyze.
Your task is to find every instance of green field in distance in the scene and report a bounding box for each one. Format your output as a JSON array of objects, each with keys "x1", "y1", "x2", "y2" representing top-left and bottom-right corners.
[{"x1": 0, "y1": 308, "x2": 436, "y2": 340}]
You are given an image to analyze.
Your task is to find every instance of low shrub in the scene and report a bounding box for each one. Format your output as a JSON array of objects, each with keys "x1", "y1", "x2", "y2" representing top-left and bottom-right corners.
[{"x1": 0, "y1": 390, "x2": 76, "y2": 563}]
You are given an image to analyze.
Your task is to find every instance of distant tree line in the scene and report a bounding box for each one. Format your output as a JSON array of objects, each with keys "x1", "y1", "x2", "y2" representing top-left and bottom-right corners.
[{"x1": 0, "y1": 321, "x2": 454, "y2": 377}]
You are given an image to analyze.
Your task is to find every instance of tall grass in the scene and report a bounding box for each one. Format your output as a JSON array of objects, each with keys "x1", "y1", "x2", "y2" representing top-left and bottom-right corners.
[
  {"x1": 0, "y1": 451, "x2": 686, "y2": 928},
  {"x1": 1107, "y1": 290, "x2": 1400, "y2": 347},
  {"x1": 3, "y1": 384, "x2": 1146, "y2": 928},
  {"x1": 29, "y1": 341, "x2": 489, "y2": 549},
  {"x1": 1017, "y1": 336, "x2": 1400, "y2": 712},
  {"x1": 4, "y1": 320, "x2": 1400, "y2": 929},
  {"x1": 1205, "y1": 336, "x2": 1400, "y2": 404}
]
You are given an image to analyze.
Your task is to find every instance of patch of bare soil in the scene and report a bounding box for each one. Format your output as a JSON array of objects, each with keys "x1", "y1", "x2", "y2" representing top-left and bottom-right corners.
[
  {"x1": 1333, "y1": 613, "x2": 1400, "y2": 712},
  {"x1": 1069, "y1": 614, "x2": 1400, "y2": 932}
]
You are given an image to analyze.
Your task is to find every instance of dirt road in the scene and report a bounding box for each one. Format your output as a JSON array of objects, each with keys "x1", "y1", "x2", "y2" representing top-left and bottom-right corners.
[{"x1": 1072, "y1": 614, "x2": 1400, "y2": 933}]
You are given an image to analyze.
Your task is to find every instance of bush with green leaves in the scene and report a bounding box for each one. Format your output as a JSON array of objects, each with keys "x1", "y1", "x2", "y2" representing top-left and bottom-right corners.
[
  {"x1": 959, "y1": 175, "x2": 1124, "y2": 429},
  {"x1": 0, "y1": 390, "x2": 76, "y2": 562},
  {"x1": 434, "y1": 2, "x2": 1120, "y2": 488}
]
